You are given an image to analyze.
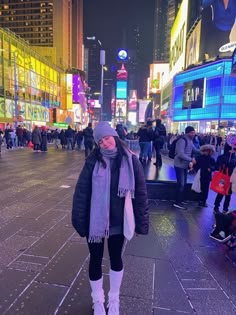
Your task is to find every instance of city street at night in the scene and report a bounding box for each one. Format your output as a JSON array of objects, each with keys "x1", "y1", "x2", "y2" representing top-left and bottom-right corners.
[{"x1": 0, "y1": 147, "x2": 236, "y2": 315}]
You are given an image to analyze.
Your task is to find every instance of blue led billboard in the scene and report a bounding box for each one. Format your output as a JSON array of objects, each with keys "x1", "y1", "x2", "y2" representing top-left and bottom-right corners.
[
  {"x1": 116, "y1": 81, "x2": 127, "y2": 99},
  {"x1": 172, "y1": 59, "x2": 236, "y2": 121}
]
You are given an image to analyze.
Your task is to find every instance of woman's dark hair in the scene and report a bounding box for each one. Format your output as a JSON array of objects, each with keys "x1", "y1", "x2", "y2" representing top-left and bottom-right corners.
[{"x1": 93, "y1": 136, "x2": 128, "y2": 168}]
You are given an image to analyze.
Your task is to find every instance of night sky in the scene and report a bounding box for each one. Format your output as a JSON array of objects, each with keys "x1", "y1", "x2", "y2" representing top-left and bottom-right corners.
[{"x1": 83, "y1": 0, "x2": 155, "y2": 65}]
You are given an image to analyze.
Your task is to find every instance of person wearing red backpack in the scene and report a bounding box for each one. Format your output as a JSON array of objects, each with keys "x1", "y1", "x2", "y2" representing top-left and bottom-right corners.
[{"x1": 213, "y1": 143, "x2": 236, "y2": 214}]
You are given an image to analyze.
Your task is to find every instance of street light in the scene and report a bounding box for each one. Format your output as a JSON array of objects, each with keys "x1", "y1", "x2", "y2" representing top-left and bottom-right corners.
[{"x1": 86, "y1": 36, "x2": 105, "y2": 121}]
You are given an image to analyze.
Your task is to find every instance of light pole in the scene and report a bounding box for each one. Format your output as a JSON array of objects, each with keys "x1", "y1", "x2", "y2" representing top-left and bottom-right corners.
[
  {"x1": 86, "y1": 36, "x2": 105, "y2": 121},
  {"x1": 217, "y1": 62, "x2": 225, "y2": 133},
  {"x1": 13, "y1": 51, "x2": 19, "y2": 125}
]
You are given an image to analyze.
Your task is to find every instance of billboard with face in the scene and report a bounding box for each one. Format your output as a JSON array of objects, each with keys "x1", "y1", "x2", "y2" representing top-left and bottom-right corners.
[{"x1": 200, "y1": 0, "x2": 236, "y2": 61}]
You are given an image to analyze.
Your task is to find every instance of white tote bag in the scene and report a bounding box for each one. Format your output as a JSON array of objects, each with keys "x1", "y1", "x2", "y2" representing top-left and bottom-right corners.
[
  {"x1": 123, "y1": 191, "x2": 135, "y2": 241},
  {"x1": 191, "y1": 169, "x2": 201, "y2": 193},
  {"x1": 230, "y1": 167, "x2": 236, "y2": 193}
]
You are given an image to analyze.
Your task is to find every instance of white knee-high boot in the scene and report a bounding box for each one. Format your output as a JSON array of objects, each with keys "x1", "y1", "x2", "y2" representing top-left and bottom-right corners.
[
  {"x1": 89, "y1": 278, "x2": 106, "y2": 315},
  {"x1": 108, "y1": 269, "x2": 124, "y2": 315}
]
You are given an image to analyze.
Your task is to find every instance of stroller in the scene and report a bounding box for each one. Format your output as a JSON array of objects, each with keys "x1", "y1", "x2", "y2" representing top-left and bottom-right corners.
[{"x1": 210, "y1": 211, "x2": 236, "y2": 249}]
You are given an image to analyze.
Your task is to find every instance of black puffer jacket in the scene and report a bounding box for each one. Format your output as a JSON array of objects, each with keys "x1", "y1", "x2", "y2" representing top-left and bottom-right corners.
[{"x1": 72, "y1": 152, "x2": 149, "y2": 237}]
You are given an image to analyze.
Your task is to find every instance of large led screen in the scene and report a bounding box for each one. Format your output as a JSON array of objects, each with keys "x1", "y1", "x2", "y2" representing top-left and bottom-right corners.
[
  {"x1": 172, "y1": 60, "x2": 236, "y2": 121},
  {"x1": 183, "y1": 78, "x2": 205, "y2": 110},
  {"x1": 200, "y1": 1, "x2": 236, "y2": 61},
  {"x1": 116, "y1": 81, "x2": 127, "y2": 99}
]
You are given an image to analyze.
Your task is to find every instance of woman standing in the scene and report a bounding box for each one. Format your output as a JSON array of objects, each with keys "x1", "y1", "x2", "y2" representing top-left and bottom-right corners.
[
  {"x1": 31, "y1": 126, "x2": 41, "y2": 152},
  {"x1": 72, "y1": 121, "x2": 149, "y2": 315}
]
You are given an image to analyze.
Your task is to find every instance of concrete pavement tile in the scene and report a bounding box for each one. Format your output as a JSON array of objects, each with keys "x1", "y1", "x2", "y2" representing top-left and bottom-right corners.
[
  {"x1": 120, "y1": 296, "x2": 152, "y2": 315},
  {"x1": 0, "y1": 217, "x2": 33, "y2": 241},
  {"x1": 0, "y1": 244, "x2": 18, "y2": 268},
  {"x1": 186, "y1": 289, "x2": 236, "y2": 315},
  {"x1": 8, "y1": 261, "x2": 45, "y2": 273},
  {"x1": 23, "y1": 225, "x2": 74, "y2": 258},
  {"x1": 153, "y1": 260, "x2": 193, "y2": 313},
  {"x1": 20, "y1": 210, "x2": 68, "y2": 235},
  {"x1": 0, "y1": 269, "x2": 35, "y2": 313},
  {"x1": 5, "y1": 281, "x2": 67, "y2": 315},
  {"x1": 4, "y1": 234, "x2": 39, "y2": 252},
  {"x1": 36, "y1": 242, "x2": 89, "y2": 286},
  {"x1": 176, "y1": 270, "x2": 213, "y2": 281},
  {"x1": 148, "y1": 199, "x2": 158, "y2": 212},
  {"x1": 181, "y1": 279, "x2": 218, "y2": 289},
  {"x1": 56, "y1": 267, "x2": 106, "y2": 315},
  {"x1": 153, "y1": 307, "x2": 194, "y2": 314},
  {"x1": 121, "y1": 255, "x2": 154, "y2": 299},
  {"x1": 124, "y1": 226, "x2": 168, "y2": 259},
  {"x1": 154, "y1": 289, "x2": 193, "y2": 313}
]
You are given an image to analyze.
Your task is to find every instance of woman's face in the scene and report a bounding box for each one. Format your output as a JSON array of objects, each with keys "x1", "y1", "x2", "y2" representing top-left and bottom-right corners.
[{"x1": 98, "y1": 136, "x2": 116, "y2": 150}]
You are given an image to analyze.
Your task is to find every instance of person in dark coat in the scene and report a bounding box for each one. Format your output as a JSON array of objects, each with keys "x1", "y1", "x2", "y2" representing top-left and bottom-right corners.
[
  {"x1": 210, "y1": 210, "x2": 236, "y2": 242},
  {"x1": 194, "y1": 144, "x2": 216, "y2": 207},
  {"x1": 31, "y1": 126, "x2": 42, "y2": 152},
  {"x1": 83, "y1": 122, "x2": 94, "y2": 158},
  {"x1": 115, "y1": 123, "x2": 127, "y2": 140},
  {"x1": 59, "y1": 129, "x2": 66, "y2": 149},
  {"x1": 153, "y1": 119, "x2": 166, "y2": 167},
  {"x1": 72, "y1": 121, "x2": 149, "y2": 315},
  {"x1": 40, "y1": 126, "x2": 48, "y2": 152},
  {"x1": 214, "y1": 143, "x2": 236, "y2": 214}
]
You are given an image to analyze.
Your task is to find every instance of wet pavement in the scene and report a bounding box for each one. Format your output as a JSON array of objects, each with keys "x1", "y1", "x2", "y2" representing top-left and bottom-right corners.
[{"x1": 0, "y1": 146, "x2": 236, "y2": 315}]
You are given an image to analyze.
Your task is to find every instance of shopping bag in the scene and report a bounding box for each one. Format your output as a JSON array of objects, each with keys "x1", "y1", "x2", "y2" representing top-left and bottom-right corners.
[
  {"x1": 27, "y1": 141, "x2": 34, "y2": 149},
  {"x1": 210, "y1": 169, "x2": 230, "y2": 195},
  {"x1": 123, "y1": 191, "x2": 135, "y2": 241},
  {"x1": 191, "y1": 169, "x2": 201, "y2": 193}
]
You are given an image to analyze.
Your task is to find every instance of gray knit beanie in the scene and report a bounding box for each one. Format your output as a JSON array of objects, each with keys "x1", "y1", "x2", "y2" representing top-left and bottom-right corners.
[{"x1": 93, "y1": 121, "x2": 118, "y2": 144}]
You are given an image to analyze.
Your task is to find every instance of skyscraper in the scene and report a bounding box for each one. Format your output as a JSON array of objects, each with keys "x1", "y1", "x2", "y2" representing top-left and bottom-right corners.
[
  {"x1": 153, "y1": 0, "x2": 182, "y2": 62},
  {"x1": 153, "y1": 0, "x2": 168, "y2": 62},
  {"x1": 0, "y1": 0, "x2": 83, "y2": 70}
]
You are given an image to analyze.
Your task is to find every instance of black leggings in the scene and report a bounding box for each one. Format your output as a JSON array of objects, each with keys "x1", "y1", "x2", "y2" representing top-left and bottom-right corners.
[{"x1": 87, "y1": 234, "x2": 125, "y2": 281}]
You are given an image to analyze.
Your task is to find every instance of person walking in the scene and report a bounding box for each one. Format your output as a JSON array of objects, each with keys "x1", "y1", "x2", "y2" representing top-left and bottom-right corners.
[
  {"x1": 0, "y1": 128, "x2": 3, "y2": 153},
  {"x1": 173, "y1": 126, "x2": 198, "y2": 209},
  {"x1": 137, "y1": 122, "x2": 153, "y2": 164},
  {"x1": 40, "y1": 126, "x2": 48, "y2": 152},
  {"x1": 213, "y1": 143, "x2": 236, "y2": 214},
  {"x1": 53, "y1": 129, "x2": 60, "y2": 149},
  {"x1": 72, "y1": 121, "x2": 149, "y2": 315},
  {"x1": 31, "y1": 126, "x2": 42, "y2": 152},
  {"x1": 153, "y1": 119, "x2": 166, "y2": 167},
  {"x1": 83, "y1": 122, "x2": 94, "y2": 158},
  {"x1": 194, "y1": 144, "x2": 216, "y2": 207},
  {"x1": 65, "y1": 126, "x2": 74, "y2": 150}
]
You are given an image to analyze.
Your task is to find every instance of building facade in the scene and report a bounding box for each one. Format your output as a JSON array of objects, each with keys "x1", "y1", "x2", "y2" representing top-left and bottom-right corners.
[
  {"x1": 0, "y1": 28, "x2": 70, "y2": 130},
  {"x1": 0, "y1": 0, "x2": 83, "y2": 70}
]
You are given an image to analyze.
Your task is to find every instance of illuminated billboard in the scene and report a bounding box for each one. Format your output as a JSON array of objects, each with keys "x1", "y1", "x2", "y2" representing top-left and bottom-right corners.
[
  {"x1": 182, "y1": 78, "x2": 205, "y2": 110},
  {"x1": 72, "y1": 74, "x2": 86, "y2": 111},
  {"x1": 172, "y1": 59, "x2": 236, "y2": 121},
  {"x1": 149, "y1": 63, "x2": 169, "y2": 94},
  {"x1": 117, "y1": 63, "x2": 128, "y2": 80},
  {"x1": 200, "y1": 2, "x2": 236, "y2": 61},
  {"x1": 186, "y1": 20, "x2": 201, "y2": 68},
  {"x1": 117, "y1": 49, "x2": 128, "y2": 62},
  {"x1": 115, "y1": 99, "x2": 127, "y2": 118},
  {"x1": 169, "y1": 0, "x2": 188, "y2": 78},
  {"x1": 128, "y1": 90, "x2": 137, "y2": 111},
  {"x1": 116, "y1": 81, "x2": 127, "y2": 99}
]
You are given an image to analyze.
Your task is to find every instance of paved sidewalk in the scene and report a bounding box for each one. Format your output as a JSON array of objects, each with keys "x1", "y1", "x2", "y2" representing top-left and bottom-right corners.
[{"x1": 0, "y1": 147, "x2": 236, "y2": 315}]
